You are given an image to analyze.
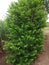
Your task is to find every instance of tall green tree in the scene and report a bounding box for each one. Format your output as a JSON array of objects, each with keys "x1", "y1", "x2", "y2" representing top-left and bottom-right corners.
[{"x1": 4, "y1": 0, "x2": 46, "y2": 65}]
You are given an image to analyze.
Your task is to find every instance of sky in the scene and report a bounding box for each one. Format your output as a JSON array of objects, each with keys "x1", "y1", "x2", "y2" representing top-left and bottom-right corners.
[
  {"x1": 0, "y1": 0, "x2": 18, "y2": 20},
  {"x1": 0, "y1": 0, "x2": 49, "y2": 22},
  {"x1": 47, "y1": 14, "x2": 49, "y2": 22}
]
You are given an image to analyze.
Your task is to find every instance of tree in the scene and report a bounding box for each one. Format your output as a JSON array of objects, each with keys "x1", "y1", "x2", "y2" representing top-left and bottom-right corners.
[
  {"x1": 44, "y1": 0, "x2": 49, "y2": 13},
  {"x1": 4, "y1": 0, "x2": 46, "y2": 65}
]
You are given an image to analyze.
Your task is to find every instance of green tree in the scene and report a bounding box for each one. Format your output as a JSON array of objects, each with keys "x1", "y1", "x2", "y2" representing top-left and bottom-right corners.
[
  {"x1": 44, "y1": 0, "x2": 49, "y2": 13},
  {"x1": 4, "y1": 0, "x2": 46, "y2": 65}
]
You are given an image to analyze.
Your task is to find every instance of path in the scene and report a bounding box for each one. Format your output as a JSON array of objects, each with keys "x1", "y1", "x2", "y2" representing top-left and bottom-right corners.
[{"x1": 32, "y1": 35, "x2": 49, "y2": 65}]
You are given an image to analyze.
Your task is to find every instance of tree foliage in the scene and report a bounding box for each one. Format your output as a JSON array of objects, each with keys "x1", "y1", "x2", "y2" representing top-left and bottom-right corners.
[
  {"x1": 4, "y1": 0, "x2": 46, "y2": 65},
  {"x1": 44, "y1": 0, "x2": 49, "y2": 13}
]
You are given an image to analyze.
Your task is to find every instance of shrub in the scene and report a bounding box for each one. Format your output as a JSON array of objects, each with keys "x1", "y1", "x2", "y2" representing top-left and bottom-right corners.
[
  {"x1": 0, "y1": 21, "x2": 7, "y2": 40},
  {"x1": 46, "y1": 22, "x2": 49, "y2": 27},
  {"x1": 0, "y1": 20, "x2": 8, "y2": 51},
  {"x1": 4, "y1": 0, "x2": 46, "y2": 65}
]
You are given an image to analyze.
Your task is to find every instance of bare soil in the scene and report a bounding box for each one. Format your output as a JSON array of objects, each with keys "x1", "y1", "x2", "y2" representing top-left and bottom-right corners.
[
  {"x1": 0, "y1": 31, "x2": 49, "y2": 65},
  {"x1": 0, "y1": 52, "x2": 12, "y2": 65}
]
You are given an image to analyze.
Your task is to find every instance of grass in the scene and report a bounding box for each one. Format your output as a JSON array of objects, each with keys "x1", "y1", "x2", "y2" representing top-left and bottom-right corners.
[
  {"x1": 44, "y1": 27, "x2": 49, "y2": 30},
  {"x1": 44, "y1": 22, "x2": 49, "y2": 30}
]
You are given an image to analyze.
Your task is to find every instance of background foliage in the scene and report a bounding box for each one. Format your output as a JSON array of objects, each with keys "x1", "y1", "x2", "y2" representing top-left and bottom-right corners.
[
  {"x1": 4, "y1": 0, "x2": 46, "y2": 65},
  {"x1": 0, "y1": 20, "x2": 7, "y2": 40},
  {"x1": 0, "y1": 20, "x2": 8, "y2": 51},
  {"x1": 44, "y1": 0, "x2": 49, "y2": 13}
]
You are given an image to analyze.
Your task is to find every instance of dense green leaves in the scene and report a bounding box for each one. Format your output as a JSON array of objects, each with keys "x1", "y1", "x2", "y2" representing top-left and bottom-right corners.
[{"x1": 4, "y1": 0, "x2": 46, "y2": 65}]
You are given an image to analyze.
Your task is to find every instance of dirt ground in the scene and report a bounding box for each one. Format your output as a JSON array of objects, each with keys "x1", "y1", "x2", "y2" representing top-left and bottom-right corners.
[
  {"x1": 0, "y1": 31, "x2": 49, "y2": 65},
  {"x1": 32, "y1": 35, "x2": 49, "y2": 65},
  {"x1": 0, "y1": 53, "x2": 12, "y2": 65}
]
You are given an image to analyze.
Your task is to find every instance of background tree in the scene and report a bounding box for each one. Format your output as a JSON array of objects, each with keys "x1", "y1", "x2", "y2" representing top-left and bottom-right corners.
[{"x1": 44, "y1": 0, "x2": 49, "y2": 13}]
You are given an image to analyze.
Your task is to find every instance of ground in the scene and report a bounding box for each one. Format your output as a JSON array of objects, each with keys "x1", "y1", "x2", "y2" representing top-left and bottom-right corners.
[
  {"x1": 0, "y1": 29, "x2": 49, "y2": 65},
  {"x1": 32, "y1": 35, "x2": 49, "y2": 65}
]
